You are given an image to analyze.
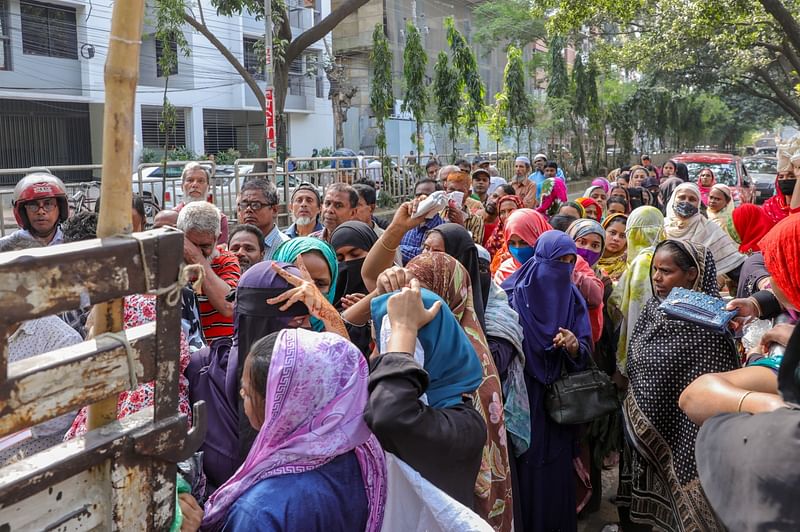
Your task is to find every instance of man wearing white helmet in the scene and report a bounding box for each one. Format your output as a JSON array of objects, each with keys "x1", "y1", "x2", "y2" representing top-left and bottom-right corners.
[{"x1": 0, "y1": 173, "x2": 69, "y2": 248}]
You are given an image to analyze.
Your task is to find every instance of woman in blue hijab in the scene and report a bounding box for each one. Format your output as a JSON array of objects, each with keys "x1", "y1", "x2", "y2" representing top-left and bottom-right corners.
[
  {"x1": 501, "y1": 230, "x2": 593, "y2": 532},
  {"x1": 366, "y1": 285, "x2": 486, "y2": 508}
]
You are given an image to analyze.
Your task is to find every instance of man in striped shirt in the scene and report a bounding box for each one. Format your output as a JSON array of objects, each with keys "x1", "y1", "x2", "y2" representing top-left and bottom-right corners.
[{"x1": 177, "y1": 202, "x2": 240, "y2": 345}]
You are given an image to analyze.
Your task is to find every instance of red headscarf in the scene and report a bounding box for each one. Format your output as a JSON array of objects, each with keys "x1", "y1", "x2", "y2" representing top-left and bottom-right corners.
[
  {"x1": 577, "y1": 197, "x2": 603, "y2": 222},
  {"x1": 762, "y1": 175, "x2": 792, "y2": 224},
  {"x1": 732, "y1": 204, "x2": 774, "y2": 254},
  {"x1": 485, "y1": 195, "x2": 525, "y2": 258},
  {"x1": 759, "y1": 214, "x2": 800, "y2": 310},
  {"x1": 697, "y1": 168, "x2": 716, "y2": 205},
  {"x1": 490, "y1": 208, "x2": 551, "y2": 276}
]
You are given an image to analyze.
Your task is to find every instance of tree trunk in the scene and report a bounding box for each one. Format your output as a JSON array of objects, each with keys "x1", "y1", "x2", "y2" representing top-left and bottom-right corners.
[
  {"x1": 760, "y1": 0, "x2": 800, "y2": 56},
  {"x1": 91, "y1": 0, "x2": 145, "y2": 429}
]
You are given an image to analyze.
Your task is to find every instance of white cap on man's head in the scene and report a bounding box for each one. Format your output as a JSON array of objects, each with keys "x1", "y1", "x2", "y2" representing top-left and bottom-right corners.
[
  {"x1": 533, "y1": 153, "x2": 548, "y2": 162},
  {"x1": 515, "y1": 156, "x2": 531, "y2": 166}
]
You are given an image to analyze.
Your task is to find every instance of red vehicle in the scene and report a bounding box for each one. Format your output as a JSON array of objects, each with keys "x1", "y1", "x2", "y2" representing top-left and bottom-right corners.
[{"x1": 672, "y1": 153, "x2": 755, "y2": 205}]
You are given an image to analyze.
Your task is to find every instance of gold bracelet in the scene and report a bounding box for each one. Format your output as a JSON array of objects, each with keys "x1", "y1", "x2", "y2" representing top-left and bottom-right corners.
[
  {"x1": 378, "y1": 237, "x2": 398, "y2": 253},
  {"x1": 737, "y1": 390, "x2": 754, "y2": 413}
]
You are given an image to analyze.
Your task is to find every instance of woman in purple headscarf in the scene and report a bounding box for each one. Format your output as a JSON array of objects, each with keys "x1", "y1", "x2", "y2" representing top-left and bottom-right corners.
[
  {"x1": 501, "y1": 230, "x2": 593, "y2": 532},
  {"x1": 201, "y1": 328, "x2": 387, "y2": 531},
  {"x1": 187, "y1": 260, "x2": 347, "y2": 493}
]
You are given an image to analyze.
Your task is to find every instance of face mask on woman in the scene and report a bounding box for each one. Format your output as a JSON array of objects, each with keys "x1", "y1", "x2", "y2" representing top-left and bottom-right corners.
[
  {"x1": 673, "y1": 201, "x2": 699, "y2": 218},
  {"x1": 509, "y1": 245, "x2": 534, "y2": 264},
  {"x1": 778, "y1": 178, "x2": 797, "y2": 196},
  {"x1": 576, "y1": 247, "x2": 601, "y2": 267}
]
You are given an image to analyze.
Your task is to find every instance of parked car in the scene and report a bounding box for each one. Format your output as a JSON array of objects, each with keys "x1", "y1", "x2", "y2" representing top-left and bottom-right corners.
[
  {"x1": 743, "y1": 155, "x2": 777, "y2": 204},
  {"x1": 672, "y1": 153, "x2": 755, "y2": 205}
]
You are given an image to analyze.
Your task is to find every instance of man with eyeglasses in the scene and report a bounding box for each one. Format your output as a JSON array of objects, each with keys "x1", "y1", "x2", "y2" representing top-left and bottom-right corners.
[
  {"x1": 236, "y1": 179, "x2": 289, "y2": 261},
  {"x1": 1, "y1": 173, "x2": 69, "y2": 248}
]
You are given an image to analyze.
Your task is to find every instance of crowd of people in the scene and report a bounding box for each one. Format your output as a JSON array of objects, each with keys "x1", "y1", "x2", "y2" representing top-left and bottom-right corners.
[{"x1": 2, "y1": 151, "x2": 800, "y2": 531}]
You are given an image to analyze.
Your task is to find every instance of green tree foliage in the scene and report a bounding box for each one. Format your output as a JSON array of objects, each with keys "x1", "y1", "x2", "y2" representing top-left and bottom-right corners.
[
  {"x1": 370, "y1": 24, "x2": 393, "y2": 181},
  {"x1": 535, "y1": 0, "x2": 800, "y2": 126},
  {"x1": 487, "y1": 92, "x2": 509, "y2": 155},
  {"x1": 402, "y1": 21, "x2": 429, "y2": 169},
  {"x1": 501, "y1": 46, "x2": 533, "y2": 153},
  {"x1": 445, "y1": 17, "x2": 486, "y2": 151},
  {"x1": 433, "y1": 51, "x2": 462, "y2": 157},
  {"x1": 547, "y1": 36, "x2": 569, "y2": 100},
  {"x1": 472, "y1": 0, "x2": 547, "y2": 50}
]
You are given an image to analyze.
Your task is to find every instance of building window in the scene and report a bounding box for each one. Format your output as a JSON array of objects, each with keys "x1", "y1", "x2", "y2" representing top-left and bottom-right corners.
[
  {"x1": 20, "y1": 0, "x2": 77, "y2": 59},
  {"x1": 243, "y1": 37, "x2": 264, "y2": 81},
  {"x1": 155, "y1": 35, "x2": 178, "y2": 77},
  {"x1": 141, "y1": 106, "x2": 187, "y2": 149},
  {"x1": 288, "y1": 56, "x2": 305, "y2": 96},
  {"x1": 0, "y1": 0, "x2": 10, "y2": 70}
]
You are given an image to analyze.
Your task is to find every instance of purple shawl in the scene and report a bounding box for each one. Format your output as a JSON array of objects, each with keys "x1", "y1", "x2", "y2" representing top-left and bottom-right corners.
[
  {"x1": 502, "y1": 230, "x2": 593, "y2": 383},
  {"x1": 201, "y1": 328, "x2": 387, "y2": 531}
]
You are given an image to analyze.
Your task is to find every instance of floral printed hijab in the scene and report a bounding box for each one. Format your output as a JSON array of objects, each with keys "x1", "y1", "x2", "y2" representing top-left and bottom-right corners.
[{"x1": 406, "y1": 252, "x2": 514, "y2": 532}]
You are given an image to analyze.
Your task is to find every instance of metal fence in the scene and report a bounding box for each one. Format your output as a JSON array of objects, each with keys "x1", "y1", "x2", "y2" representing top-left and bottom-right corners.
[{"x1": 0, "y1": 156, "x2": 427, "y2": 236}]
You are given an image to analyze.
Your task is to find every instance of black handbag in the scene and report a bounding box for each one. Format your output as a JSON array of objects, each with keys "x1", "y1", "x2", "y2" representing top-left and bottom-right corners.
[{"x1": 545, "y1": 353, "x2": 620, "y2": 425}]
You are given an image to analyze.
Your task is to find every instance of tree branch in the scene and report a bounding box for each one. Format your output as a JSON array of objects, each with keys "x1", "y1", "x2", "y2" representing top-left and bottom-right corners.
[
  {"x1": 182, "y1": 13, "x2": 266, "y2": 111},
  {"x1": 759, "y1": 0, "x2": 800, "y2": 57},
  {"x1": 285, "y1": 0, "x2": 370, "y2": 63},
  {"x1": 735, "y1": 74, "x2": 800, "y2": 123}
]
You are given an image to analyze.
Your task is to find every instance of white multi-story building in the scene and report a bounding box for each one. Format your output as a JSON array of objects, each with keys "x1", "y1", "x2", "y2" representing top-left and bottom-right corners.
[{"x1": 0, "y1": 0, "x2": 334, "y2": 182}]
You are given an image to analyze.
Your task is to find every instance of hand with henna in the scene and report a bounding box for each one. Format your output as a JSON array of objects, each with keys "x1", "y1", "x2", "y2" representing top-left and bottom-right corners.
[{"x1": 267, "y1": 255, "x2": 349, "y2": 339}]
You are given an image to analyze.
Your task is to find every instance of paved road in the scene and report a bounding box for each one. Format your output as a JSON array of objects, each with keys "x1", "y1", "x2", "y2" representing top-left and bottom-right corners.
[{"x1": 578, "y1": 467, "x2": 620, "y2": 532}]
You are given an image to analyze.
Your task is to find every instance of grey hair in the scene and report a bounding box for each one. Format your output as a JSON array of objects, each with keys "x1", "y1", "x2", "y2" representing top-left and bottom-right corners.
[
  {"x1": 177, "y1": 201, "x2": 221, "y2": 237},
  {"x1": 181, "y1": 162, "x2": 211, "y2": 183},
  {"x1": 437, "y1": 164, "x2": 459, "y2": 181},
  {"x1": 240, "y1": 179, "x2": 279, "y2": 206}
]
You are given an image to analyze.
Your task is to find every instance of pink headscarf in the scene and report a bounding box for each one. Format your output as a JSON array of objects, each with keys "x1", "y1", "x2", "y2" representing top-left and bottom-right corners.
[
  {"x1": 591, "y1": 177, "x2": 611, "y2": 193},
  {"x1": 697, "y1": 168, "x2": 716, "y2": 205},
  {"x1": 201, "y1": 329, "x2": 387, "y2": 531}
]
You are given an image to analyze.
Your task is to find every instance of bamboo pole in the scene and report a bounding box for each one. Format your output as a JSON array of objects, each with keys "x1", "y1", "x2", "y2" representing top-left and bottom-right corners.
[{"x1": 87, "y1": 0, "x2": 146, "y2": 430}]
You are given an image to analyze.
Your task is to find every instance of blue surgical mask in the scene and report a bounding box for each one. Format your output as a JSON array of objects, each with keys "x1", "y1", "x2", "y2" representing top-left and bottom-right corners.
[{"x1": 509, "y1": 245, "x2": 534, "y2": 264}]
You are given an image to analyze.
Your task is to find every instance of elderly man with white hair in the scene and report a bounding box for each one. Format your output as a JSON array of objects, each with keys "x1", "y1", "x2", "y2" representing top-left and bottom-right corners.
[
  {"x1": 177, "y1": 201, "x2": 240, "y2": 345},
  {"x1": 176, "y1": 161, "x2": 229, "y2": 245}
]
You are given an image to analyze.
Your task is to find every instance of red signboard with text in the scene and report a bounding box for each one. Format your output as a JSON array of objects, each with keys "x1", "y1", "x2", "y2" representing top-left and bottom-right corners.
[{"x1": 265, "y1": 87, "x2": 275, "y2": 147}]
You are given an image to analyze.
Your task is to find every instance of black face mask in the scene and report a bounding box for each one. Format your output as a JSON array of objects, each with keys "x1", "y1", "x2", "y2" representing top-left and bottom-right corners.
[
  {"x1": 333, "y1": 257, "x2": 367, "y2": 307},
  {"x1": 778, "y1": 178, "x2": 797, "y2": 196}
]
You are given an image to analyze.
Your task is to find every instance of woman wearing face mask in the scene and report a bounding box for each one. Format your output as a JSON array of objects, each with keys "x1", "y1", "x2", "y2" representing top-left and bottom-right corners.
[
  {"x1": 566, "y1": 219, "x2": 607, "y2": 344},
  {"x1": 330, "y1": 221, "x2": 377, "y2": 308},
  {"x1": 186, "y1": 260, "x2": 347, "y2": 493},
  {"x1": 273, "y1": 237, "x2": 339, "y2": 331},
  {"x1": 664, "y1": 182, "x2": 744, "y2": 276},
  {"x1": 763, "y1": 168, "x2": 798, "y2": 223},
  {"x1": 618, "y1": 240, "x2": 739, "y2": 531},
  {"x1": 329, "y1": 221, "x2": 378, "y2": 355},
  {"x1": 491, "y1": 208, "x2": 551, "y2": 282}
]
